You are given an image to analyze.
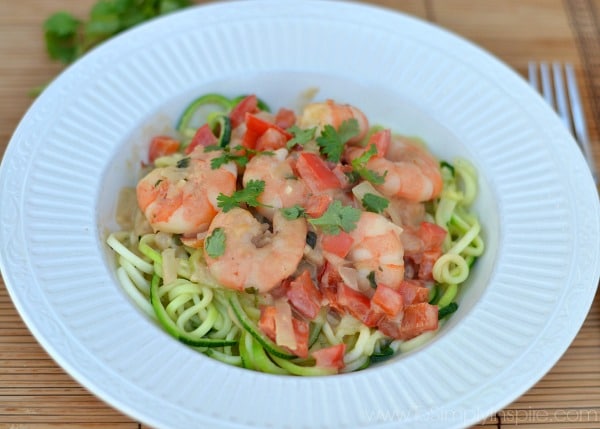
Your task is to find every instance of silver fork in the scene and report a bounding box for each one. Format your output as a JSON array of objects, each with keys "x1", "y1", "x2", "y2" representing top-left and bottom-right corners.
[{"x1": 528, "y1": 61, "x2": 598, "y2": 183}]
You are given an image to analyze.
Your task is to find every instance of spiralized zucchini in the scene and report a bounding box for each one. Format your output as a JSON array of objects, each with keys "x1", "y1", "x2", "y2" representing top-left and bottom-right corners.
[{"x1": 431, "y1": 159, "x2": 485, "y2": 305}]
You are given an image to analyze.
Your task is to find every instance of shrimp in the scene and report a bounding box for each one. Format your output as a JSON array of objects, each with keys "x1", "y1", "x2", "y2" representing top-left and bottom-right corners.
[
  {"x1": 298, "y1": 100, "x2": 369, "y2": 144},
  {"x1": 242, "y1": 148, "x2": 309, "y2": 220},
  {"x1": 325, "y1": 212, "x2": 404, "y2": 291},
  {"x1": 205, "y1": 208, "x2": 308, "y2": 292},
  {"x1": 136, "y1": 147, "x2": 237, "y2": 235},
  {"x1": 346, "y1": 135, "x2": 443, "y2": 202}
]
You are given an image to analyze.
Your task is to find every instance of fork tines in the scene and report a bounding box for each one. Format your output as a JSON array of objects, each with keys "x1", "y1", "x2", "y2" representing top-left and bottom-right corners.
[{"x1": 528, "y1": 61, "x2": 597, "y2": 183}]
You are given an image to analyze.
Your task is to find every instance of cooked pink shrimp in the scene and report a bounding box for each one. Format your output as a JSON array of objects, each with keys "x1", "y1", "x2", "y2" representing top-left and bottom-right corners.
[
  {"x1": 136, "y1": 147, "x2": 237, "y2": 235},
  {"x1": 298, "y1": 100, "x2": 369, "y2": 144},
  {"x1": 204, "y1": 208, "x2": 308, "y2": 292},
  {"x1": 242, "y1": 148, "x2": 309, "y2": 220},
  {"x1": 347, "y1": 212, "x2": 405, "y2": 289},
  {"x1": 346, "y1": 135, "x2": 443, "y2": 202}
]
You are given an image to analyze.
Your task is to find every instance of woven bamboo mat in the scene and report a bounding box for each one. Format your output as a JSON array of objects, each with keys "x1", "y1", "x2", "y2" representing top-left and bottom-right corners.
[{"x1": 0, "y1": 0, "x2": 599, "y2": 427}]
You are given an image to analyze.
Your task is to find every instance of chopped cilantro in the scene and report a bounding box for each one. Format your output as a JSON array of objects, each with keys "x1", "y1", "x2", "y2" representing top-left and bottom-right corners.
[
  {"x1": 308, "y1": 200, "x2": 361, "y2": 235},
  {"x1": 286, "y1": 125, "x2": 316, "y2": 149},
  {"x1": 211, "y1": 151, "x2": 249, "y2": 169},
  {"x1": 362, "y1": 193, "x2": 389, "y2": 214},
  {"x1": 205, "y1": 228, "x2": 226, "y2": 258},
  {"x1": 217, "y1": 179, "x2": 266, "y2": 212},
  {"x1": 351, "y1": 144, "x2": 386, "y2": 184},
  {"x1": 210, "y1": 145, "x2": 273, "y2": 170},
  {"x1": 281, "y1": 205, "x2": 306, "y2": 220},
  {"x1": 316, "y1": 119, "x2": 360, "y2": 163}
]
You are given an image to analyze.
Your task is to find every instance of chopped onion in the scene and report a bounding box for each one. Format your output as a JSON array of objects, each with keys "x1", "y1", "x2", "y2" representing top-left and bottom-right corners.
[
  {"x1": 274, "y1": 299, "x2": 297, "y2": 350},
  {"x1": 161, "y1": 248, "x2": 177, "y2": 285},
  {"x1": 339, "y1": 266, "x2": 360, "y2": 291}
]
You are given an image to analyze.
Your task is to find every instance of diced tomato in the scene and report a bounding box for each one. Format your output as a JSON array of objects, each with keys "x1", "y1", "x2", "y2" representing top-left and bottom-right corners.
[
  {"x1": 304, "y1": 194, "x2": 332, "y2": 218},
  {"x1": 376, "y1": 313, "x2": 403, "y2": 339},
  {"x1": 274, "y1": 108, "x2": 296, "y2": 129},
  {"x1": 312, "y1": 343, "x2": 346, "y2": 371},
  {"x1": 336, "y1": 283, "x2": 372, "y2": 326},
  {"x1": 291, "y1": 318, "x2": 309, "y2": 358},
  {"x1": 295, "y1": 152, "x2": 342, "y2": 193},
  {"x1": 367, "y1": 129, "x2": 391, "y2": 157},
  {"x1": 371, "y1": 284, "x2": 404, "y2": 317},
  {"x1": 419, "y1": 222, "x2": 447, "y2": 251},
  {"x1": 321, "y1": 230, "x2": 354, "y2": 258},
  {"x1": 229, "y1": 95, "x2": 258, "y2": 128},
  {"x1": 287, "y1": 270, "x2": 322, "y2": 320},
  {"x1": 396, "y1": 303, "x2": 438, "y2": 340},
  {"x1": 397, "y1": 280, "x2": 430, "y2": 305},
  {"x1": 331, "y1": 164, "x2": 354, "y2": 189},
  {"x1": 258, "y1": 305, "x2": 277, "y2": 340},
  {"x1": 258, "y1": 304, "x2": 309, "y2": 358},
  {"x1": 185, "y1": 124, "x2": 218, "y2": 154},
  {"x1": 317, "y1": 262, "x2": 343, "y2": 311},
  {"x1": 242, "y1": 113, "x2": 292, "y2": 149},
  {"x1": 417, "y1": 249, "x2": 442, "y2": 281},
  {"x1": 269, "y1": 277, "x2": 292, "y2": 300},
  {"x1": 148, "y1": 136, "x2": 180, "y2": 163}
]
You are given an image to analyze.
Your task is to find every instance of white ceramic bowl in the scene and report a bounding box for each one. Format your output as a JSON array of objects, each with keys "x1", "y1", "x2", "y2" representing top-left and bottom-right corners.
[{"x1": 1, "y1": 1, "x2": 598, "y2": 428}]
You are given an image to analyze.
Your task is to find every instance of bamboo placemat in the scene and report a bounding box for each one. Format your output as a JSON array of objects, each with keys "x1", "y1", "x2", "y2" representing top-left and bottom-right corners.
[{"x1": 0, "y1": 1, "x2": 598, "y2": 428}]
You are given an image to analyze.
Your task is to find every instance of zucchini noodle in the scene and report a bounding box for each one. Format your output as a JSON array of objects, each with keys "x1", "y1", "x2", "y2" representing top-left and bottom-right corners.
[
  {"x1": 431, "y1": 159, "x2": 485, "y2": 305},
  {"x1": 106, "y1": 94, "x2": 485, "y2": 376}
]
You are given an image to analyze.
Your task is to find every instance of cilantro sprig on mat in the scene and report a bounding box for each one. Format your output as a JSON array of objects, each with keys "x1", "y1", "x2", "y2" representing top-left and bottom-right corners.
[{"x1": 37, "y1": 0, "x2": 192, "y2": 93}]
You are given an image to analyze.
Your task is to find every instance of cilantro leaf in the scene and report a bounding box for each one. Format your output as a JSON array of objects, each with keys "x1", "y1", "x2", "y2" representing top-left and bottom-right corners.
[
  {"x1": 217, "y1": 179, "x2": 266, "y2": 212},
  {"x1": 286, "y1": 125, "x2": 316, "y2": 149},
  {"x1": 205, "y1": 228, "x2": 226, "y2": 258},
  {"x1": 351, "y1": 144, "x2": 387, "y2": 185},
  {"x1": 211, "y1": 151, "x2": 249, "y2": 169},
  {"x1": 308, "y1": 200, "x2": 361, "y2": 235},
  {"x1": 316, "y1": 119, "x2": 359, "y2": 163},
  {"x1": 38, "y1": 0, "x2": 192, "y2": 94},
  {"x1": 44, "y1": 11, "x2": 80, "y2": 36},
  {"x1": 44, "y1": 12, "x2": 81, "y2": 64},
  {"x1": 281, "y1": 205, "x2": 306, "y2": 220},
  {"x1": 210, "y1": 146, "x2": 272, "y2": 170},
  {"x1": 362, "y1": 193, "x2": 389, "y2": 214}
]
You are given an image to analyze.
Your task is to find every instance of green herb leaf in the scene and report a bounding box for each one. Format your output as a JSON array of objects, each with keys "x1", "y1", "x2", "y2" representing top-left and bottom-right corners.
[
  {"x1": 217, "y1": 179, "x2": 266, "y2": 212},
  {"x1": 286, "y1": 125, "x2": 316, "y2": 149},
  {"x1": 308, "y1": 200, "x2": 361, "y2": 235},
  {"x1": 210, "y1": 151, "x2": 249, "y2": 169},
  {"x1": 281, "y1": 205, "x2": 306, "y2": 220},
  {"x1": 44, "y1": 11, "x2": 80, "y2": 36},
  {"x1": 316, "y1": 119, "x2": 359, "y2": 163},
  {"x1": 205, "y1": 228, "x2": 226, "y2": 258},
  {"x1": 362, "y1": 193, "x2": 389, "y2": 214},
  {"x1": 38, "y1": 0, "x2": 192, "y2": 93},
  {"x1": 351, "y1": 144, "x2": 387, "y2": 185},
  {"x1": 44, "y1": 12, "x2": 81, "y2": 64}
]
